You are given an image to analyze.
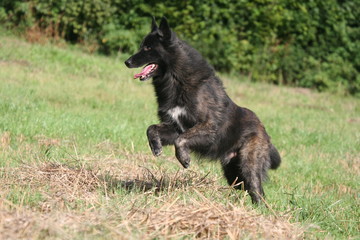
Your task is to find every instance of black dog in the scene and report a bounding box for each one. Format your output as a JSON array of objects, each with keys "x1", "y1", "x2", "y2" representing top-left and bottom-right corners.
[{"x1": 125, "y1": 17, "x2": 281, "y2": 204}]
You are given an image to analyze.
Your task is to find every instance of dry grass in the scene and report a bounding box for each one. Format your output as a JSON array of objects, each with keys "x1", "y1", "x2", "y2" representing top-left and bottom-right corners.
[
  {"x1": 0, "y1": 156, "x2": 304, "y2": 239},
  {"x1": 338, "y1": 153, "x2": 360, "y2": 176},
  {"x1": 128, "y1": 193, "x2": 303, "y2": 239},
  {"x1": 0, "y1": 201, "x2": 103, "y2": 240}
]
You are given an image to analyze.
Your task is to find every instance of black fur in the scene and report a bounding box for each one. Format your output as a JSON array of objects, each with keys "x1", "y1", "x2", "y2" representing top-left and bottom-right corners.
[{"x1": 125, "y1": 17, "x2": 281, "y2": 204}]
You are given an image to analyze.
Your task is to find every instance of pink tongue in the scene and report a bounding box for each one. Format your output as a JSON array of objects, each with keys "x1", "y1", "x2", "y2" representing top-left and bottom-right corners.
[{"x1": 134, "y1": 64, "x2": 154, "y2": 79}]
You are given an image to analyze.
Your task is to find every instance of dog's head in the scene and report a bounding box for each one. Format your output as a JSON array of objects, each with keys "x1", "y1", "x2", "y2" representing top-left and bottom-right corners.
[{"x1": 124, "y1": 17, "x2": 173, "y2": 81}]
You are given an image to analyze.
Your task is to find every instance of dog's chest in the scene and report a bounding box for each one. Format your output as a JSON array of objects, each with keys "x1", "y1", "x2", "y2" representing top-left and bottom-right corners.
[{"x1": 167, "y1": 106, "x2": 187, "y2": 132}]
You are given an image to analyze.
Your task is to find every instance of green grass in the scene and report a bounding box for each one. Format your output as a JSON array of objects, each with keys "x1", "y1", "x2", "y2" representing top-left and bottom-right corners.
[{"x1": 0, "y1": 28, "x2": 359, "y2": 239}]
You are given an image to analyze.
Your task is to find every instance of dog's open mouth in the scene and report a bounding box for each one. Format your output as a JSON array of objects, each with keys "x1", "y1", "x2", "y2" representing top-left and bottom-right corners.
[{"x1": 134, "y1": 63, "x2": 158, "y2": 81}]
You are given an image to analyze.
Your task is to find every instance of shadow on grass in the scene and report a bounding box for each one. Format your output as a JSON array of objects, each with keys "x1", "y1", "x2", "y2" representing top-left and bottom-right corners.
[{"x1": 100, "y1": 167, "x2": 213, "y2": 194}]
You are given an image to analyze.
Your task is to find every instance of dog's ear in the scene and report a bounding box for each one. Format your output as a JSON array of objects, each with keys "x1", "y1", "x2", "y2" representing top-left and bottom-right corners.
[
  {"x1": 151, "y1": 16, "x2": 158, "y2": 32},
  {"x1": 158, "y1": 16, "x2": 171, "y2": 40}
]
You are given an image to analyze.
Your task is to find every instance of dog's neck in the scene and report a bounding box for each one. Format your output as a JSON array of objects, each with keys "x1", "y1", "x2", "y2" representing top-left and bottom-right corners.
[
  {"x1": 151, "y1": 39, "x2": 217, "y2": 108},
  {"x1": 169, "y1": 40, "x2": 214, "y2": 84}
]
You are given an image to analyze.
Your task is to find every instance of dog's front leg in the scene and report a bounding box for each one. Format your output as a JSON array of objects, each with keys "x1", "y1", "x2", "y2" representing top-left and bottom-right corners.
[
  {"x1": 147, "y1": 123, "x2": 179, "y2": 156},
  {"x1": 174, "y1": 122, "x2": 216, "y2": 168}
]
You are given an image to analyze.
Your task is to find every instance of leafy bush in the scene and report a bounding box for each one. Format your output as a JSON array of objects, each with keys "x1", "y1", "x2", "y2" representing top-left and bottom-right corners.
[{"x1": 1, "y1": 0, "x2": 359, "y2": 96}]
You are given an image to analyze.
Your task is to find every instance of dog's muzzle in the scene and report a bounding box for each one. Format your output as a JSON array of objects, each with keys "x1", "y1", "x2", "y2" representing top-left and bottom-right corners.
[{"x1": 124, "y1": 58, "x2": 133, "y2": 68}]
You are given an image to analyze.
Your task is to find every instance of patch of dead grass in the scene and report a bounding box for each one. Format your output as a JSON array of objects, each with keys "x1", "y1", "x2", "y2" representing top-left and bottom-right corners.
[
  {"x1": 128, "y1": 194, "x2": 303, "y2": 239},
  {"x1": 338, "y1": 153, "x2": 360, "y2": 176},
  {"x1": 0, "y1": 193, "x2": 303, "y2": 240},
  {"x1": 0, "y1": 201, "x2": 103, "y2": 240},
  {"x1": 1, "y1": 162, "x2": 104, "y2": 213},
  {"x1": 1, "y1": 131, "x2": 11, "y2": 148},
  {"x1": 0, "y1": 160, "x2": 304, "y2": 239}
]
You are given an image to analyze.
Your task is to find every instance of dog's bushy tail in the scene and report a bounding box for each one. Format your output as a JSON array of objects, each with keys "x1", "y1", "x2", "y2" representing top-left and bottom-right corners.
[{"x1": 269, "y1": 144, "x2": 281, "y2": 169}]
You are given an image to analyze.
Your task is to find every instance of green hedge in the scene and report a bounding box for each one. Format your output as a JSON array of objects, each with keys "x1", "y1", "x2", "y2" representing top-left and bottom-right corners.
[{"x1": 1, "y1": 0, "x2": 359, "y2": 96}]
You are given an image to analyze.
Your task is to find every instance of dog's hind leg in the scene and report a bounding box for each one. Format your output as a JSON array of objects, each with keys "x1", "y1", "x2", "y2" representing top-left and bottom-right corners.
[
  {"x1": 242, "y1": 169, "x2": 265, "y2": 204},
  {"x1": 222, "y1": 136, "x2": 269, "y2": 204},
  {"x1": 240, "y1": 136, "x2": 269, "y2": 204},
  {"x1": 222, "y1": 153, "x2": 265, "y2": 204},
  {"x1": 147, "y1": 124, "x2": 179, "y2": 156}
]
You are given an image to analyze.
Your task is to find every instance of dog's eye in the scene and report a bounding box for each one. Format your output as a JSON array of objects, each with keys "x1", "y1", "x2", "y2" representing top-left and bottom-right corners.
[{"x1": 144, "y1": 46, "x2": 151, "y2": 51}]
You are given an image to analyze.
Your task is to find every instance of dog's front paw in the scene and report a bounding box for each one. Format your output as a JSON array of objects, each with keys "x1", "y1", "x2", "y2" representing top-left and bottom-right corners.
[
  {"x1": 149, "y1": 139, "x2": 162, "y2": 157},
  {"x1": 180, "y1": 159, "x2": 190, "y2": 168},
  {"x1": 152, "y1": 147, "x2": 162, "y2": 156},
  {"x1": 174, "y1": 138, "x2": 191, "y2": 168},
  {"x1": 175, "y1": 148, "x2": 191, "y2": 168}
]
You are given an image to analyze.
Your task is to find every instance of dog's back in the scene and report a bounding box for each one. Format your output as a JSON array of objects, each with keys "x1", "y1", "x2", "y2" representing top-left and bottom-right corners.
[{"x1": 125, "y1": 17, "x2": 281, "y2": 204}]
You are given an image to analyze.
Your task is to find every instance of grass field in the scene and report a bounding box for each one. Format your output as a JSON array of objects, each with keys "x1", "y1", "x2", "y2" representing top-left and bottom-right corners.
[{"x1": 0, "y1": 29, "x2": 359, "y2": 239}]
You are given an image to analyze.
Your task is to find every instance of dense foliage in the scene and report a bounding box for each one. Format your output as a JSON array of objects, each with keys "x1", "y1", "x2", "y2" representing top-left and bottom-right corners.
[{"x1": 1, "y1": 0, "x2": 359, "y2": 95}]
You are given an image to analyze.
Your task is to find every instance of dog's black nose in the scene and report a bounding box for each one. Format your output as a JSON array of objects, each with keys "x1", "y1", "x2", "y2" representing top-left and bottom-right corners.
[{"x1": 124, "y1": 59, "x2": 132, "y2": 68}]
